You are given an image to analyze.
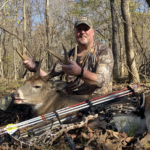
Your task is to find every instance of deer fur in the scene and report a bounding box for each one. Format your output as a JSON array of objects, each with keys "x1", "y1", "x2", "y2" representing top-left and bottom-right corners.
[
  {"x1": 12, "y1": 74, "x2": 150, "y2": 138},
  {"x1": 12, "y1": 45, "x2": 150, "y2": 143},
  {"x1": 12, "y1": 75, "x2": 95, "y2": 115}
]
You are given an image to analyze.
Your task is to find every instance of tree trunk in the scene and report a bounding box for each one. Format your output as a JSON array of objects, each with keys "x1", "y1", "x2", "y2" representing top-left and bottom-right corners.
[
  {"x1": 45, "y1": 0, "x2": 53, "y2": 69},
  {"x1": 115, "y1": 2, "x2": 125, "y2": 77},
  {"x1": 14, "y1": 50, "x2": 17, "y2": 80},
  {"x1": 23, "y1": 0, "x2": 26, "y2": 80},
  {"x1": 2, "y1": 32, "x2": 7, "y2": 78},
  {"x1": 2, "y1": 1, "x2": 7, "y2": 78},
  {"x1": 23, "y1": 0, "x2": 26, "y2": 54},
  {"x1": 26, "y1": 0, "x2": 33, "y2": 78},
  {"x1": 146, "y1": 0, "x2": 150, "y2": 7},
  {"x1": 121, "y1": 0, "x2": 140, "y2": 83},
  {"x1": 110, "y1": 0, "x2": 119, "y2": 79},
  {"x1": 0, "y1": 46, "x2": 4, "y2": 78}
]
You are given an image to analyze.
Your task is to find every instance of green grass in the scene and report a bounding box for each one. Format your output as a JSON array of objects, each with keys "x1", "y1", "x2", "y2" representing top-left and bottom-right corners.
[
  {"x1": 0, "y1": 79, "x2": 24, "y2": 98},
  {"x1": 127, "y1": 120, "x2": 137, "y2": 137},
  {"x1": 114, "y1": 118, "x2": 138, "y2": 137}
]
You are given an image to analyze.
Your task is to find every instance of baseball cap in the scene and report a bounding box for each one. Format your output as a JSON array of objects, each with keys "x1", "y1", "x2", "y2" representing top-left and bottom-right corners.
[{"x1": 74, "y1": 16, "x2": 93, "y2": 28}]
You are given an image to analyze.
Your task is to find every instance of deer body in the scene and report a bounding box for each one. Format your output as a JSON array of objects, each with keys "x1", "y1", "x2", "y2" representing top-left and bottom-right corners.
[
  {"x1": 12, "y1": 75, "x2": 150, "y2": 137},
  {"x1": 13, "y1": 75, "x2": 95, "y2": 115}
]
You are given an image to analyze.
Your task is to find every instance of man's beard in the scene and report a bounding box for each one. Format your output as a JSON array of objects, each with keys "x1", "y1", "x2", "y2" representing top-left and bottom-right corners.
[
  {"x1": 78, "y1": 41, "x2": 88, "y2": 45},
  {"x1": 78, "y1": 38, "x2": 89, "y2": 46}
]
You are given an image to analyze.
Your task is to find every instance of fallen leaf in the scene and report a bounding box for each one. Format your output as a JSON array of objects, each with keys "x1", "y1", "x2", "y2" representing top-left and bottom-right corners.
[
  {"x1": 87, "y1": 126, "x2": 94, "y2": 133},
  {"x1": 81, "y1": 132, "x2": 91, "y2": 139},
  {"x1": 71, "y1": 134, "x2": 77, "y2": 139},
  {"x1": 113, "y1": 132, "x2": 119, "y2": 139}
]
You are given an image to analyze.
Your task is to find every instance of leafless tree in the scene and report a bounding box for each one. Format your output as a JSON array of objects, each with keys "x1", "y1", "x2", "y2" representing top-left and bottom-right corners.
[
  {"x1": 121, "y1": 0, "x2": 140, "y2": 82},
  {"x1": 110, "y1": 0, "x2": 119, "y2": 79}
]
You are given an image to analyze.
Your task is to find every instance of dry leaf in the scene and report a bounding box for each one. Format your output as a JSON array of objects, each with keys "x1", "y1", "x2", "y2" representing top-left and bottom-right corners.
[
  {"x1": 87, "y1": 126, "x2": 94, "y2": 133},
  {"x1": 71, "y1": 134, "x2": 77, "y2": 139},
  {"x1": 81, "y1": 132, "x2": 91, "y2": 139}
]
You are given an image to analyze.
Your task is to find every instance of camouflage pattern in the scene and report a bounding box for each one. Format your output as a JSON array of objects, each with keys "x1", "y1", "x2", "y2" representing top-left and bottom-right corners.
[
  {"x1": 54, "y1": 42, "x2": 114, "y2": 95},
  {"x1": 74, "y1": 16, "x2": 93, "y2": 28},
  {"x1": 0, "y1": 93, "x2": 14, "y2": 111}
]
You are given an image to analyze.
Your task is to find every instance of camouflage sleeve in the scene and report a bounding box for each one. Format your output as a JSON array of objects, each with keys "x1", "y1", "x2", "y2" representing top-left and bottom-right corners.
[{"x1": 93, "y1": 45, "x2": 114, "y2": 88}]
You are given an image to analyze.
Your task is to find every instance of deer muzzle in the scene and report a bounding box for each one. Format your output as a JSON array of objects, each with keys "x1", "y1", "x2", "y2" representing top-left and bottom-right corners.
[{"x1": 12, "y1": 91, "x2": 26, "y2": 104}]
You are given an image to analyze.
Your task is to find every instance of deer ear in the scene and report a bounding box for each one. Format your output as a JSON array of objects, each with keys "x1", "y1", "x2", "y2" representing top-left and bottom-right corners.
[{"x1": 50, "y1": 80, "x2": 67, "y2": 91}]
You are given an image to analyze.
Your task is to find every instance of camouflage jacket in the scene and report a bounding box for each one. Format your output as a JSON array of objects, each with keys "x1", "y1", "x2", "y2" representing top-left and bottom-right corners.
[{"x1": 53, "y1": 42, "x2": 114, "y2": 95}]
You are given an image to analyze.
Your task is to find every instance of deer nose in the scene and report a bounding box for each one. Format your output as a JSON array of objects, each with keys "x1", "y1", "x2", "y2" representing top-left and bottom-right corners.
[{"x1": 11, "y1": 91, "x2": 19, "y2": 99}]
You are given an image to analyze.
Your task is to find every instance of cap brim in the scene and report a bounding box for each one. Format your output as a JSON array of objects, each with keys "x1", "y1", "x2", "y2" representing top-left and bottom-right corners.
[{"x1": 75, "y1": 22, "x2": 91, "y2": 28}]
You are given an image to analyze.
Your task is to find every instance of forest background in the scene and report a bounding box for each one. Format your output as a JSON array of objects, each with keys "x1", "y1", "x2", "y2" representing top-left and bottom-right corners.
[{"x1": 0, "y1": 0, "x2": 149, "y2": 96}]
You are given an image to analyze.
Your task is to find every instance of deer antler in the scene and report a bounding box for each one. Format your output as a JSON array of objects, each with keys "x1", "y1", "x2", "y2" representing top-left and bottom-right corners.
[
  {"x1": 0, "y1": 25, "x2": 33, "y2": 58},
  {"x1": 62, "y1": 43, "x2": 69, "y2": 65},
  {"x1": 16, "y1": 41, "x2": 28, "y2": 61},
  {"x1": 43, "y1": 63, "x2": 64, "y2": 81},
  {"x1": 73, "y1": 44, "x2": 77, "y2": 61},
  {"x1": 47, "y1": 44, "x2": 77, "y2": 64},
  {"x1": 46, "y1": 44, "x2": 69, "y2": 65},
  {"x1": 43, "y1": 44, "x2": 69, "y2": 81},
  {"x1": 44, "y1": 44, "x2": 78, "y2": 81}
]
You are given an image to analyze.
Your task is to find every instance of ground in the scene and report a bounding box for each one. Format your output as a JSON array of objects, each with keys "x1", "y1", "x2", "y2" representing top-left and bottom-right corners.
[{"x1": 0, "y1": 79, "x2": 150, "y2": 150}]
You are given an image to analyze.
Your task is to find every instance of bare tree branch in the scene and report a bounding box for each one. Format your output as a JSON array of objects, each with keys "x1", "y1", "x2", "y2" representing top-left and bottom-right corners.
[{"x1": 0, "y1": 25, "x2": 33, "y2": 57}]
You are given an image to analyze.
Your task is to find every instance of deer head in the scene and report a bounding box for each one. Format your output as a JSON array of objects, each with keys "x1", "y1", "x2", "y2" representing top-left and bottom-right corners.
[{"x1": 12, "y1": 44, "x2": 78, "y2": 113}]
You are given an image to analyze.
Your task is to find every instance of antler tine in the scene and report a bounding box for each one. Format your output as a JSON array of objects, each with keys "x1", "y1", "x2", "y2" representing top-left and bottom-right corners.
[
  {"x1": 34, "y1": 48, "x2": 43, "y2": 76},
  {"x1": 0, "y1": 25, "x2": 33, "y2": 59},
  {"x1": 62, "y1": 43, "x2": 69, "y2": 65},
  {"x1": 43, "y1": 63, "x2": 64, "y2": 81},
  {"x1": 22, "y1": 41, "x2": 26, "y2": 58},
  {"x1": 16, "y1": 46, "x2": 28, "y2": 61},
  {"x1": 33, "y1": 44, "x2": 42, "y2": 62},
  {"x1": 46, "y1": 43, "x2": 69, "y2": 65},
  {"x1": 43, "y1": 44, "x2": 70, "y2": 81},
  {"x1": 73, "y1": 45, "x2": 77, "y2": 62},
  {"x1": 35, "y1": 58, "x2": 43, "y2": 76},
  {"x1": 47, "y1": 49, "x2": 66, "y2": 64},
  {"x1": 16, "y1": 40, "x2": 28, "y2": 61}
]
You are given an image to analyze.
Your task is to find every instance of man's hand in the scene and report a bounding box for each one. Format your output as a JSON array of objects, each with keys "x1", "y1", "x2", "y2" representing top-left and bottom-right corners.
[
  {"x1": 62, "y1": 60, "x2": 98, "y2": 85},
  {"x1": 62, "y1": 60, "x2": 81, "y2": 76},
  {"x1": 23, "y1": 57, "x2": 36, "y2": 72}
]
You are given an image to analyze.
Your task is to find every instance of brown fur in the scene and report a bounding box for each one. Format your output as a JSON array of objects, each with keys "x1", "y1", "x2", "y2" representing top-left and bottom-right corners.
[
  {"x1": 12, "y1": 75, "x2": 96, "y2": 116},
  {"x1": 12, "y1": 74, "x2": 150, "y2": 142}
]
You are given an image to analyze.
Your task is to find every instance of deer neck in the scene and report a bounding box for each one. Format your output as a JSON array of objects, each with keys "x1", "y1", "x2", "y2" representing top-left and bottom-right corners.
[
  {"x1": 32, "y1": 103, "x2": 43, "y2": 111},
  {"x1": 33, "y1": 91, "x2": 66, "y2": 116}
]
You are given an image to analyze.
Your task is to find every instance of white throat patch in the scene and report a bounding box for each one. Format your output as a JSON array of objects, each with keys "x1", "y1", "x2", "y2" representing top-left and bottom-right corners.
[{"x1": 33, "y1": 103, "x2": 43, "y2": 110}]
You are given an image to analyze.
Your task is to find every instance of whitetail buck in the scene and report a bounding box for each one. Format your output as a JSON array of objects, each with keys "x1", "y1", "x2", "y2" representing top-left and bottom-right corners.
[
  {"x1": 12, "y1": 45, "x2": 97, "y2": 115},
  {"x1": 12, "y1": 45, "x2": 150, "y2": 146}
]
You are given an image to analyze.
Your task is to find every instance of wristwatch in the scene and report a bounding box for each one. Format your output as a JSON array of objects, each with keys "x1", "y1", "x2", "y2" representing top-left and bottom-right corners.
[{"x1": 77, "y1": 67, "x2": 84, "y2": 78}]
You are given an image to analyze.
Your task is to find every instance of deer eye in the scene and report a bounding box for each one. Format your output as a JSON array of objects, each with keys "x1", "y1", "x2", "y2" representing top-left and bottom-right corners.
[{"x1": 34, "y1": 86, "x2": 41, "y2": 88}]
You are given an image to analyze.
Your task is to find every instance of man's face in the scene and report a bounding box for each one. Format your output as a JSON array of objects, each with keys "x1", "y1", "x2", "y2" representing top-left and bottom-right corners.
[{"x1": 75, "y1": 24, "x2": 94, "y2": 46}]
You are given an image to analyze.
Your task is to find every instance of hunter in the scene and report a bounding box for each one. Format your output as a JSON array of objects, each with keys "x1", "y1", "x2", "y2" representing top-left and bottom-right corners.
[{"x1": 0, "y1": 16, "x2": 114, "y2": 111}]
